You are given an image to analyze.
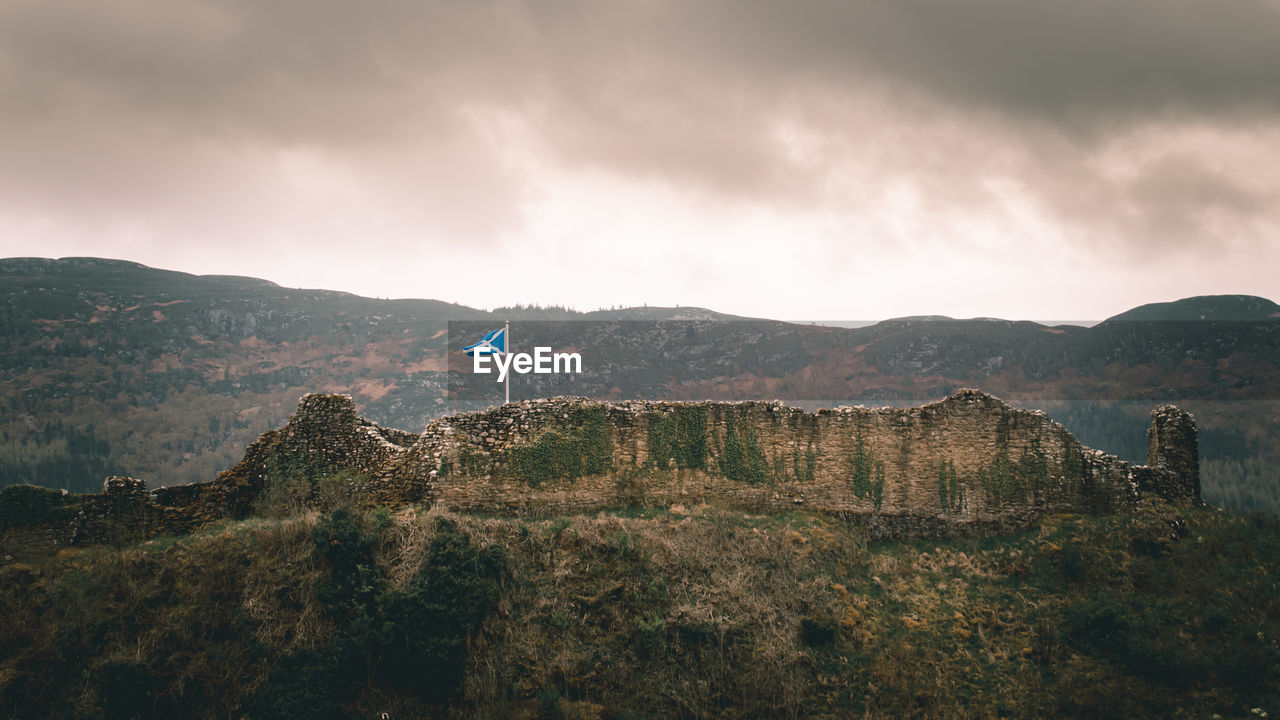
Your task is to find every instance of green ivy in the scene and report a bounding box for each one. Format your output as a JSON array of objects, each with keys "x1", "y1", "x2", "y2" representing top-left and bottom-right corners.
[
  {"x1": 1062, "y1": 444, "x2": 1085, "y2": 483},
  {"x1": 979, "y1": 452, "x2": 1018, "y2": 509},
  {"x1": 507, "y1": 406, "x2": 612, "y2": 486},
  {"x1": 264, "y1": 443, "x2": 327, "y2": 486},
  {"x1": 979, "y1": 450, "x2": 1050, "y2": 509},
  {"x1": 646, "y1": 406, "x2": 708, "y2": 470},
  {"x1": 717, "y1": 414, "x2": 768, "y2": 485},
  {"x1": 1017, "y1": 450, "x2": 1050, "y2": 491},
  {"x1": 937, "y1": 459, "x2": 962, "y2": 512},
  {"x1": 849, "y1": 439, "x2": 885, "y2": 508},
  {"x1": 770, "y1": 450, "x2": 786, "y2": 481}
]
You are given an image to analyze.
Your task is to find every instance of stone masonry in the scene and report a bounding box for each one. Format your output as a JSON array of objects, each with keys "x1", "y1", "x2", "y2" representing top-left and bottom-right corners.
[{"x1": 1, "y1": 390, "x2": 1202, "y2": 554}]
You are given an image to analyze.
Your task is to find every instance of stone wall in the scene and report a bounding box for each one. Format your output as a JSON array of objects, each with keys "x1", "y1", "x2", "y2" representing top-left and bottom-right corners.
[
  {"x1": 1, "y1": 394, "x2": 412, "y2": 558},
  {"x1": 1143, "y1": 404, "x2": 1201, "y2": 504},
  {"x1": 1, "y1": 390, "x2": 1203, "y2": 556},
  {"x1": 393, "y1": 389, "x2": 1196, "y2": 536}
]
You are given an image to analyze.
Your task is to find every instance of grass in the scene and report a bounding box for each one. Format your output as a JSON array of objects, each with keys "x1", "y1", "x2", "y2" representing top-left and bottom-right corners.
[{"x1": 1, "y1": 502, "x2": 1278, "y2": 719}]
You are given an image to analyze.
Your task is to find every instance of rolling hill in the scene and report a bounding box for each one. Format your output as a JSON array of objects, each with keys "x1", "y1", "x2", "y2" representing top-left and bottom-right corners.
[{"x1": 2, "y1": 257, "x2": 1277, "y2": 512}]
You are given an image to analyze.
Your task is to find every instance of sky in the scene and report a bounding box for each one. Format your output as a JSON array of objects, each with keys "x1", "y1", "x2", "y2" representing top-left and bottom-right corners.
[{"x1": 1, "y1": 0, "x2": 1278, "y2": 321}]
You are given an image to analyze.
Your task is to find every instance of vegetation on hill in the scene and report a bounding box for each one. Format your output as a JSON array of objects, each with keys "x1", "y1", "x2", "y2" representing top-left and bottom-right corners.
[
  {"x1": 1104, "y1": 294, "x2": 1280, "y2": 323},
  {"x1": 1, "y1": 498, "x2": 1277, "y2": 719},
  {"x1": 2, "y1": 257, "x2": 1277, "y2": 514}
]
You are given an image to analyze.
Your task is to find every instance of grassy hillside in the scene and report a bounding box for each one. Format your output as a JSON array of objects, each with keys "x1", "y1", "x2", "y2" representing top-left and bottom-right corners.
[
  {"x1": 1, "y1": 500, "x2": 1277, "y2": 719},
  {"x1": 1105, "y1": 295, "x2": 1280, "y2": 323}
]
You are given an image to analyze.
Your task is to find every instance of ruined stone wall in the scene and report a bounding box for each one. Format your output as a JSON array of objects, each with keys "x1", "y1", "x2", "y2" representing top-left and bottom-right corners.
[
  {"x1": 1, "y1": 477, "x2": 195, "y2": 557},
  {"x1": 392, "y1": 389, "x2": 1189, "y2": 536},
  {"x1": 1143, "y1": 404, "x2": 1202, "y2": 504},
  {"x1": 1, "y1": 394, "x2": 413, "y2": 558},
  {"x1": 1, "y1": 390, "x2": 1203, "y2": 556}
]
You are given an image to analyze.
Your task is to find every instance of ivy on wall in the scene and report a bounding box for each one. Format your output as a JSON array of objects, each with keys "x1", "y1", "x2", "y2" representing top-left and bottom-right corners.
[
  {"x1": 1062, "y1": 444, "x2": 1085, "y2": 483},
  {"x1": 980, "y1": 449, "x2": 1052, "y2": 509},
  {"x1": 264, "y1": 442, "x2": 329, "y2": 486},
  {"x1": 792, "y1": 445, "x2": 817, "y2": 483},
  {"x1": 506, "y1": 406, "x2": 612, "y2": 487},
  {"x1": 937, "y1": 459, "x2": 962, "y2": 512},
  {"x1": 849, "y1": 439, "x2": 885, "y2": 509},
  {"x1": 717, "y1": 413, "x2": 768, "y2": 485},
  {"x1": 646, "y1": 406, "x2": 707, "y2": 471}
]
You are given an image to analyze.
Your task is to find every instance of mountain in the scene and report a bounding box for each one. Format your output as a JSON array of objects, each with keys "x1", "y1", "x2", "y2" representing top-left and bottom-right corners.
[
  {"x1": 1, "y1": 257, "x2": 1277, "y2": 513},
  {"x1": 1104, "y1": 294, "x2": 1280, "y2": 323}
]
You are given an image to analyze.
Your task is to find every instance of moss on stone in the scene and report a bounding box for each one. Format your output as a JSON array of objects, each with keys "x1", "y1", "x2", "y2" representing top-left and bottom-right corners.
[{"x1": 0, "y1": 484, "x2": 73, "y2": 531}]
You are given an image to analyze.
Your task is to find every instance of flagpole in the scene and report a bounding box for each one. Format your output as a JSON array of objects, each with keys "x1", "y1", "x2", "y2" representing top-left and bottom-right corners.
[{"x1": 504, "y1": 319, "x2": 510, "y2": 405}]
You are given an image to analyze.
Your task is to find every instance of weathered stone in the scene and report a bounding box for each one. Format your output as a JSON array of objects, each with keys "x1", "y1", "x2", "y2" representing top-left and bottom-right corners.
[
  {"x1": 1142, "y1": 405, "x2": 1202, "y2": 505},
  {"x1": 0, "y1": 389, "x2": 1203, "y2": 557}
]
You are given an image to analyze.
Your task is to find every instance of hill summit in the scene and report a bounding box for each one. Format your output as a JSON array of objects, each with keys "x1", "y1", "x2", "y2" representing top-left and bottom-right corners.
[{"x1": 1104, "y1": 294, "x2": 1280, "y2": 323}]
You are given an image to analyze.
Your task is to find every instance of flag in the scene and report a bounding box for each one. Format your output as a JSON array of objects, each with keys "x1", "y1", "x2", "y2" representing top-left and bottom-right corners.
[{"x1": 463, "y1": 327, "x2": 506, "y2": 356}]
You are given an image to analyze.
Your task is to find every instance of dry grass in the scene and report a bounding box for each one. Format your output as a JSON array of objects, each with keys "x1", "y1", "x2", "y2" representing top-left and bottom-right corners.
[{"x1": 3, "y1": 503, "x2": 1276, "y2": 719}]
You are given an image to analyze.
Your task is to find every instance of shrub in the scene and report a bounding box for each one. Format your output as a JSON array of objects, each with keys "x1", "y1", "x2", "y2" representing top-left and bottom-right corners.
[
  {"x1": 251, "y1": 514, "x2": 507, "y2": 714},
  {"x1": 255, "y1": 470, "x2": 366, "y2": 517},
  {"x1": 632, "y1": 611, "x2": 666, "y2": 654},
  {"x1": 98, "y1": 660, "x2": 158, "y2": 720},
  {"x1": 1060, "y1": 542, "x2": 1085, "y2": 581},
  {"x1": 311, "y1": 507, "x2": 381, "y2": 614},
  {"x1": 243, "y1": 649, "x2": 343, "y2": 720},
  {"x1": 799, "y1": 616, "x2": 837, "y2": 647},
  {"x1": 376, "y1": 518, "x2": 507, "y2": 702}
]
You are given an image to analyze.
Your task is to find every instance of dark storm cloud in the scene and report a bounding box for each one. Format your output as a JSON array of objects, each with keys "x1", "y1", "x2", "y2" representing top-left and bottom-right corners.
[{"x1": 0, "y1": 0, "x2": 1277, "y2": 251}]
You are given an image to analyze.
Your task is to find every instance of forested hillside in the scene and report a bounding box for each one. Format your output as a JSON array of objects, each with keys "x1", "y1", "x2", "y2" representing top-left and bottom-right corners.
[{"x1": 2, "y1": 257, "x2": 1276, "y2": 512}]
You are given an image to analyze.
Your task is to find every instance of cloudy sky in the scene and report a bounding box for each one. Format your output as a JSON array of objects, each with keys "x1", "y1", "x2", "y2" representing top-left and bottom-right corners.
[{"x1": 2, "y1": 0, "x2": 1278, "y2": 321}]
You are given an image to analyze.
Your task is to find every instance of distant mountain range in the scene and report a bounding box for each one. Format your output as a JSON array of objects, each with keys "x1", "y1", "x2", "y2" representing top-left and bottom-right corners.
[{"x1": 2, "y1": 257, "x2": 1277, "y2": 512}]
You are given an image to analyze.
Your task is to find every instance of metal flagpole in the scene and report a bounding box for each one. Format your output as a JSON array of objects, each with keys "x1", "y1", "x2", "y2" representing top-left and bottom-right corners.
[{"x1": 504, "y1": 320, "x2": 510, "y2": 405}]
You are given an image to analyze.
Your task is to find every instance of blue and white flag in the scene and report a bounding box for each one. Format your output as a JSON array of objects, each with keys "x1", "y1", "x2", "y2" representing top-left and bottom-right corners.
[{"x1": 463, "y1": 327, "x2": 506, "y2": 356}]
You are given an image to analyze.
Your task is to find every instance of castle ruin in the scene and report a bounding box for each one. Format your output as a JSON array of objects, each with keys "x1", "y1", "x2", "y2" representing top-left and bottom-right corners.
[{"x1": 1, "y1": 390, "x2": 1202, "y2": 554}]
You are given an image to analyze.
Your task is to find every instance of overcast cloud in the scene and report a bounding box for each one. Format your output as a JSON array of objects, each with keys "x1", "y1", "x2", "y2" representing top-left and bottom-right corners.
[{"x1": 1, "y1": 0, "x2": 1277, "y2": 319}]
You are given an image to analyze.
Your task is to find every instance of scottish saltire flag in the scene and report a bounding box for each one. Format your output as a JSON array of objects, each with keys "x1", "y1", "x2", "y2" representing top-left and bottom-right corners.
[{"x1": 463, "y1": 327, "x2": 506, "y2": 356}]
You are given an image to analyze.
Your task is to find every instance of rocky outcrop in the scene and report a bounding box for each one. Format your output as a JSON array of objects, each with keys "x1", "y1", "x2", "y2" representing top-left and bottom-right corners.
[{"x1": 1, "y1": 390, "x2": 1202, "y2": 555}]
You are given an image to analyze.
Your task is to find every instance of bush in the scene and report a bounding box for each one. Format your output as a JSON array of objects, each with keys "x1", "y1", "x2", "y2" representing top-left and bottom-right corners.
[
  {"x1": 243, "y1": 650, "x2": 343, "y2": 720},
  {"x1": 254, "y1": 470, "x2": 365, "y2": 517},
  {"x1": 1060, "y1": 542, "x2": 1085, "y2": 581},
  {"x1": 250, "y1": 513, "x2": 507, "y2": 715},
  {"x1": 799, "y1": 616, "x2": 837, "y2": 647},
  {"x1": 377, "y1": 518, "x2": 508, "y2": 702},
  {"x1": 310, "y1": 507, "x2": 381, "y2": 614},
  {"x1": 98, "y1": 660, "x2": 158, "y2": 720}
]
